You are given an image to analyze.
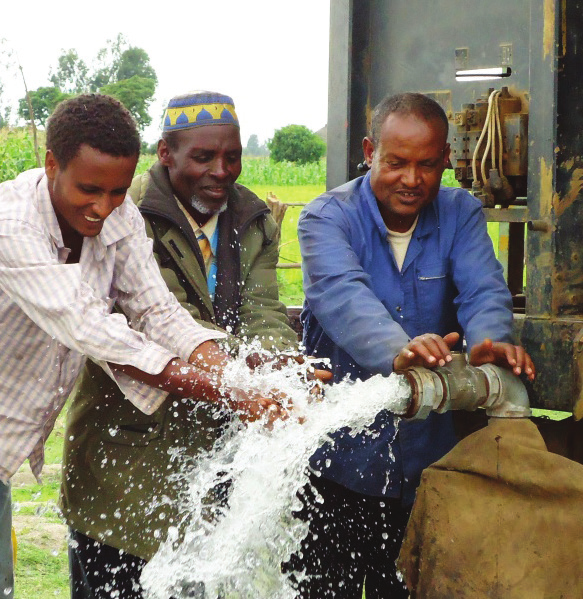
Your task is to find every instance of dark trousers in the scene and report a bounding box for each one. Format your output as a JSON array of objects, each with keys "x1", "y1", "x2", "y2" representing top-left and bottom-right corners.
[
  {"x1": 283, "y1": 473, "x2": 410, "y2": 599},
  {"x1": 69, "y1": 529, "x2": 147, "y2": 599}
]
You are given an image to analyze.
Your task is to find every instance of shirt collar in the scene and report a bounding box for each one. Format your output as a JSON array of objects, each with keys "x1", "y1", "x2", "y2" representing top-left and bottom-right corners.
[
  {"x1": 199, "y1": 213, "x2": 219, "y2": 242},
  {"x1": 175, "y1": 198, "x2": 219, "y2": 245},
  {"x1": 36, "y1": 173, "x2": 64, "y2": 248},
  {"x1": 362, "y1": 171, "x2": 439, "y2": 239}
]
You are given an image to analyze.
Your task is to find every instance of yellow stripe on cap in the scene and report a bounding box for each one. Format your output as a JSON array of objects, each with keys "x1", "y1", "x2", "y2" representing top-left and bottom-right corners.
[{"x1": 163, "y1": 92, "x2": 239, "y2": 131}]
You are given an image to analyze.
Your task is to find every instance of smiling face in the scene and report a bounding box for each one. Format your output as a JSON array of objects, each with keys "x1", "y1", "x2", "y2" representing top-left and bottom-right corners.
[
  {"x1": 363, "y1": 112, "x2": 450, "y2": 232},
  {"x1": 45, "y1": 144, "x2": 138, "y2": 243},
  {"x1": 158, "y1": 124, "x2": 242, "y2": 214}
]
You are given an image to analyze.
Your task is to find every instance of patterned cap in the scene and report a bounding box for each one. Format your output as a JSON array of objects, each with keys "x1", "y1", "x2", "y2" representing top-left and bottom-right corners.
[{"x1": 162, "y1": 91, "x2": 239, "y2": 131}]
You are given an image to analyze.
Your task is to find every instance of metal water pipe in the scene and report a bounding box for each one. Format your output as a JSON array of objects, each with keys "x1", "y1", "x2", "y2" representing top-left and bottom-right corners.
[{"x1": 399, "y1": 352, "x2": 531, "y2": 420}]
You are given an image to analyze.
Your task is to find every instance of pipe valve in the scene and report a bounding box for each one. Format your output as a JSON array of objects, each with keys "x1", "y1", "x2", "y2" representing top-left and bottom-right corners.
[{"x1": 400, "y1": 352, "x2": 531, "y2": 420}]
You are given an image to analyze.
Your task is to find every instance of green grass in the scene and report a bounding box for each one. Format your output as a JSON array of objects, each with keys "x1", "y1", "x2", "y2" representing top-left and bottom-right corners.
[
  {"x1": 136, "y1": 152, "x2": 157, "y2": 174},
  {"x1": 12, "y1": 482, "x2": 61, "y2": 509},
  {"x1": 247, "y1": 184, "x2": 325, "y2": 306},
  {"x1": 531, "y1": 408, "x2": 571, "y2": 421},
  {"x1": 15, "y1": 541, "x2": 69, "y2": 599},
  {"x1": 12, "y1": 410, "x2": 67, "y2": 597},
  {"x1": 135, "y1": 155, "x2": 327, "y2": 186}
]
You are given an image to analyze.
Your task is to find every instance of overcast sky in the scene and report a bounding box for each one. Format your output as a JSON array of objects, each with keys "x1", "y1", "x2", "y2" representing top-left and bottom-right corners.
[{"x1": 1, "y1": 0, "x2": 330, "y2": 145}]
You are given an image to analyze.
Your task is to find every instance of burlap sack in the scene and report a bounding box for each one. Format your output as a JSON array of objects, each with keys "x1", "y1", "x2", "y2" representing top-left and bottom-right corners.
[{"x1": 397, "y1": 418, "x2": 583, "y2": 598}]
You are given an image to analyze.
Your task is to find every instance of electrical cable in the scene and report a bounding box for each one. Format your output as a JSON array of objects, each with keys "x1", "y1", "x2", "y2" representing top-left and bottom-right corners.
[
  {"x1": 472, "y1": 89, "x2": 498, "y2": 184},
  {"x1": 480, "y1": 90, "x2": 500, "y2": 185},
  {"x1": 494, "y1": 92, "x2": 504, "y2": 176}
]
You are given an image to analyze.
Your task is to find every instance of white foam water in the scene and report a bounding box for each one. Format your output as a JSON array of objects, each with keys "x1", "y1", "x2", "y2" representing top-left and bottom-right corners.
[{"x1": 141, "y1": 348, "x2": 412, "y2": 599}]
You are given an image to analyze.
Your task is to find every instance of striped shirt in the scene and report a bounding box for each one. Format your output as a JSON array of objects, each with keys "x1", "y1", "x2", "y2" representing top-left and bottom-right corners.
[{"x1": 0, "y1": 169, "x2": 225, "y2": 482}]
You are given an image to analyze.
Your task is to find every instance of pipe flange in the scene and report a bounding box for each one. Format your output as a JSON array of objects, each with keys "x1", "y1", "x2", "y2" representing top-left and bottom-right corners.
[
  {"x1": 478, "y1": 363, "x2": 531, "y2": 418},
  {"x1": 401, "y1": 367, "x2": 444, "y2": 420}
]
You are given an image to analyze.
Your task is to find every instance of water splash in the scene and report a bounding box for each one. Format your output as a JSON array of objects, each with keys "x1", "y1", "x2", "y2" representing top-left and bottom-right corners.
[{"x1": 142, "y1": 347, "x2": 412, "y2": 598}]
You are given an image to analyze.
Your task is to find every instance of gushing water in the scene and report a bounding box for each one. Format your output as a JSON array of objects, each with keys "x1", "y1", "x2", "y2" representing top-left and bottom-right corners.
[{"x1": 141, "y1": 346, "x2": 412, "y2": 598}]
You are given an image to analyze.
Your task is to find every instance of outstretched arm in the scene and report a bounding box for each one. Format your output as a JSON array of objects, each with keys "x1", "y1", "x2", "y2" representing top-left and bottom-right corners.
[{"x1": 113, "y1": 339, "x2": 290, "y2": 425}]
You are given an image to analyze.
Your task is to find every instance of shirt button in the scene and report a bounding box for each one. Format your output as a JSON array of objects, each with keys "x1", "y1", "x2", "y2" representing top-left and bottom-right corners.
[{"x1": 396, "y1": 306, "x2": 402, "y2": 312}]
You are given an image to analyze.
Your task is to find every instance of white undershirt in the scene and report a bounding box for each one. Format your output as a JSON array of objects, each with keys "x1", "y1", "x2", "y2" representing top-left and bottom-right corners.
[{"x1": 386, "y1": 216, "x2": 419, "y2": 271}]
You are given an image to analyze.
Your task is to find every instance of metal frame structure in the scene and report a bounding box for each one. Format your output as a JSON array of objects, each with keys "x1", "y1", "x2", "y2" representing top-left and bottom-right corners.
[{"x1": 327, "y1": 0, "x2": 583, "y2": 411}]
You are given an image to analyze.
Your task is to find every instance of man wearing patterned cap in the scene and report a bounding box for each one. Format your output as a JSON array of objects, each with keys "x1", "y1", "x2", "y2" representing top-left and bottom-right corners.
[{"x1": 60, "y1": 91, "x2": 301, "y2": 598}]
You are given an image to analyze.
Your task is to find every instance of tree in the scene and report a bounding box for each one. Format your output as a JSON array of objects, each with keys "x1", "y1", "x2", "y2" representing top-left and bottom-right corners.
[
  {"x1": 101, "y1": 75, "x2": 156, "y2": 130},
  {"x1": 49, "y1": 49, "x2": 88, "y2": 93},
  {"x1": 88, "y1": 37, "x2": 157, "y2": 131},
  {"x1": 246, "y1": 134, "x2": 260, "y2": 154},
  {"x1": 0, "y1": 38, "x2": 17, "y2": 127},
  {"x1": 244, "y1": 134, "x2": 269, "y2": 158},
  {"x1": 116, "y1": 47, "x2": 157, "y2": 84},
  {"x1": 18, "y1": 86, "x2": 71, "y2": 127},
  {"x1": 12, "y1": 35, "x2": 157, "y2": 133},
  {"x1": 89, "y1": 33, "x2": 129, "y2": 91},
  {"x1": 268, "y1": 124, "x2": 326, "y2": 164}
]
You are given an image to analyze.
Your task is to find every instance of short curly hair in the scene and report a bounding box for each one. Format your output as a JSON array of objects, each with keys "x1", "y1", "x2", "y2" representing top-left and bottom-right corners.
[
  {"x1": 370, "y1": 92, "x2": 449, "y2": 146},
  {"x1": 46, "y1": 94, "x2": 141, "y2": 168}
]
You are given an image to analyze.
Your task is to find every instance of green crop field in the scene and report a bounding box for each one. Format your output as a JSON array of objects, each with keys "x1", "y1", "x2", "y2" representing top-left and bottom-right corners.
[{"x1": 0, "y1": 128, "x2": 43, "y2": 183}]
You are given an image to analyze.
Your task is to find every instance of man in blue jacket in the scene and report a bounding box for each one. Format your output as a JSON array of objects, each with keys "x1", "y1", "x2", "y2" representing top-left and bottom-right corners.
[{"x1": 293, "y1": 92, "x2": 535, "y2": 598}]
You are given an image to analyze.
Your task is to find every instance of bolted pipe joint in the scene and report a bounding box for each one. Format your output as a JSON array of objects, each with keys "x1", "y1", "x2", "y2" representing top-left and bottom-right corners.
[{"x1": 400, "y1": 352, "x2": 531, "y2": 420}]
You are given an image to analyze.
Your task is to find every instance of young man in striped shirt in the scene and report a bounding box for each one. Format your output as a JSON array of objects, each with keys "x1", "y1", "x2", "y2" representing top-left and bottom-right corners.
[{"x1": 0, "y1": 94, "x2": 286, "y2": 598}]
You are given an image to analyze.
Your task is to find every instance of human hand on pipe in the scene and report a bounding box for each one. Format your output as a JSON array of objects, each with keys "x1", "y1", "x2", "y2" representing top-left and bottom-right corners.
[
  {"x1": 469, "y1": 338, "x2": 536, "y2": 381},
  {"x1": 393, "y1": 332, "x2": 460, "y2": 372},
  {"x1": 245, "y1": 351, "x2": 333, "y2": 384}
]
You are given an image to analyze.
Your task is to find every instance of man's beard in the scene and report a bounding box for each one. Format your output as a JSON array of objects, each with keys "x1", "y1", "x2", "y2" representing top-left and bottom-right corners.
[{"x1": 189, "y1": 196, "x2": 228, "y2": 215}]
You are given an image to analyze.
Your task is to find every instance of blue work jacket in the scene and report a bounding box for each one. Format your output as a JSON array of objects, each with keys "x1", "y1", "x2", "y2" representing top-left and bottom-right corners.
[{"x1": 299, "y1": 172, "x2": 514, "y2": 504}]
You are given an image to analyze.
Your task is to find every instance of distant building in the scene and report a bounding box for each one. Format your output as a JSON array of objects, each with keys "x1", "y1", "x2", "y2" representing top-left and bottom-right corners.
[{"x1": 315, "y1": 124, "x2": 327, "y2": 144}]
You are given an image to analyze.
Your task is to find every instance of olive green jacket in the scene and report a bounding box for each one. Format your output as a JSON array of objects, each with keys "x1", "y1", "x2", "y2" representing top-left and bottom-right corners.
[{"x1": 60, "y1": 162, "x2": 297, "y2": 560}]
